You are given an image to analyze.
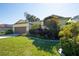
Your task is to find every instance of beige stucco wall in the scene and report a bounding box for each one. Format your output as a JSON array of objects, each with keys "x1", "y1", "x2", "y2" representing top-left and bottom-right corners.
[
  {"x1": 13, "y1": 23, "x2": 29, "y2": 34},
  {"x1": 13, "y1": 23, "x2": 27, "y2": 27}
]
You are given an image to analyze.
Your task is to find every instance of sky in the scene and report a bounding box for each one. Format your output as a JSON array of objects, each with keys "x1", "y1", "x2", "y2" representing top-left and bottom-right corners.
[{"x1": 0, "y1": 3, "x2": 79, "y2": 24}]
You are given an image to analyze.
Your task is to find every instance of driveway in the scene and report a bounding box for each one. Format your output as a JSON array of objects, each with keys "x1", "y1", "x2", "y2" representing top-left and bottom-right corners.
[
  {"x1": 0, "y1": 34, "x2": 19, "y2": 39},
  {"x1": 0, "y1": 36, "x2": 11, "y2": 39}
]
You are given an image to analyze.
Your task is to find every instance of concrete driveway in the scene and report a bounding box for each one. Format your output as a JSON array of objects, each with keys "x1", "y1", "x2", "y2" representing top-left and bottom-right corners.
[
  {"x1": 0, "y1": 34, "x2": 19, "y2": 39},
  {"x1": 0, "y1": 36, "x2": 11, "y2": 39}
]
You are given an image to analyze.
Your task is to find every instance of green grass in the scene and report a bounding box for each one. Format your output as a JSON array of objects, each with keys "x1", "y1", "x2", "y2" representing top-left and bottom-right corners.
[{"x1": 0, "y1": 36, "x2": 60, "y2": 56}]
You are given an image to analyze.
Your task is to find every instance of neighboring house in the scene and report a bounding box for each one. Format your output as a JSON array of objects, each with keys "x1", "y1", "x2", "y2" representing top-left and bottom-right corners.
[
  {"x1": 0, "y1": 24, "x2": 12, "y2": 32},
  {"x1": 67, "y1": 18, "x2": 77, "y2": 24},
  {"x1": 72, "y1": 15, "x2": 79, "y2": 21},
  {"x1": 13, "y1": 19, "x2": 42, "y2": 34}
]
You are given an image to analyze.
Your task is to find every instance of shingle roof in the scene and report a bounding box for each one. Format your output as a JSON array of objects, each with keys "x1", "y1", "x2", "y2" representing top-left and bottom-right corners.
[
  {"x1": 15, "y1": 19, "x2": 28, "y2": 24},
  {"x1": 14, "y1": 19, "x2": 41, "y2": 25}
]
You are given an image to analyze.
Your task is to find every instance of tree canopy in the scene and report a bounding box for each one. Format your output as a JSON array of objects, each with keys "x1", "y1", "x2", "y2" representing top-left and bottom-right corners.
[{"x1": 24, "y1": 12, "x2": 40, "y2": 22}]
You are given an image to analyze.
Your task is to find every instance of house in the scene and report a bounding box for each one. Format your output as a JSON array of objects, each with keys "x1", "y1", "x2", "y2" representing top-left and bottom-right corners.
[
  {"x1": 0, "y1": 24, "x2": 12, "y2": 32},
  {"x1": 67, "y1": 18, "x2": 77, "y2": 24},
  {"x1": 13, "y1": 19, "x2": 29, "y2": 34},
  {"x1": 13, "y1": 19, "x2": 42, "y2": 34}
]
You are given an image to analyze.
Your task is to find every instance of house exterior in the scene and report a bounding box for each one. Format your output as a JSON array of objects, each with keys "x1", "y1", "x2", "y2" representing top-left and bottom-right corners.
[
  {"x1": 13, "y1": 19, "x2": 30, "y2": 34},
  {"x1": 0, "y1": 24, "x2": 12, "y2": 32},
  {"x1": 13, "y1": 19, "x2": 42, "y2": 34}
]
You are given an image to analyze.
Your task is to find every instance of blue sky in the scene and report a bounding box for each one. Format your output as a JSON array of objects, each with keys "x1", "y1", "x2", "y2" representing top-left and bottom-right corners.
[{"x1": 0, "y1": 3, "x2": 79, "y2": 24}]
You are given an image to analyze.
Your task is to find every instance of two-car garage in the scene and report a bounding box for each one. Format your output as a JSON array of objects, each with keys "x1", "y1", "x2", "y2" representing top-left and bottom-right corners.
[
  {"x1": 14, "y1": 27, "x2": 26, "y2": 34},
  {"x1": 13, "y1": 20, "x2": 29, "y2": 34}
]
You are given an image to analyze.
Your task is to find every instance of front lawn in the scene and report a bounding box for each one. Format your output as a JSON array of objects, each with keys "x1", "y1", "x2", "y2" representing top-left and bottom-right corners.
[{"x1": 0, "y1": 36, "x2": 60, "y2": 56}]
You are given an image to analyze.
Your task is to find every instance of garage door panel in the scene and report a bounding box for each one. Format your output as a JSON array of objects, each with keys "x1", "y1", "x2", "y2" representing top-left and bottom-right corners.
[{"x1": 15, "y1": 27, "x2": 26, "y2": 34}]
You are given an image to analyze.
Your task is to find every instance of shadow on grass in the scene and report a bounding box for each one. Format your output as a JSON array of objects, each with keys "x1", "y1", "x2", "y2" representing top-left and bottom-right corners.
[{"x1": 28, "y1": 37, "x2": 59, "y2": 54}]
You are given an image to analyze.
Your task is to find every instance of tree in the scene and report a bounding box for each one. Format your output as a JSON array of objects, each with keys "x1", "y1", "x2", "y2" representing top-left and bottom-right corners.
[
  {"x1": 43, "y1": 15, "x2": 62, "y2": 39},
  {"x1": 24, "y1": 12, "x2": 40, "y2": 22},
  {"x1": 31, "y1": 22, "x2": 41, "y2": 30}
]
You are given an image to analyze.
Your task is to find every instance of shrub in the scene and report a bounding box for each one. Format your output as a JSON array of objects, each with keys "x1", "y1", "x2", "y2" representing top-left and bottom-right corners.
[
  {"x1": 0, "y1": 31, "x2": 5, "y2": 35},
  {"x1": 59, "y1": 22, "x2": 79, "y2": 56},
  {"x1": 5, "y1": 29, "x2": 13, "y2": 34},
  {"x1": 29, "y1": 28, "x2": 57, "y2": 40},
  {"x1": 60, "y1": 38, "x2": 76, "y2": 56}
]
